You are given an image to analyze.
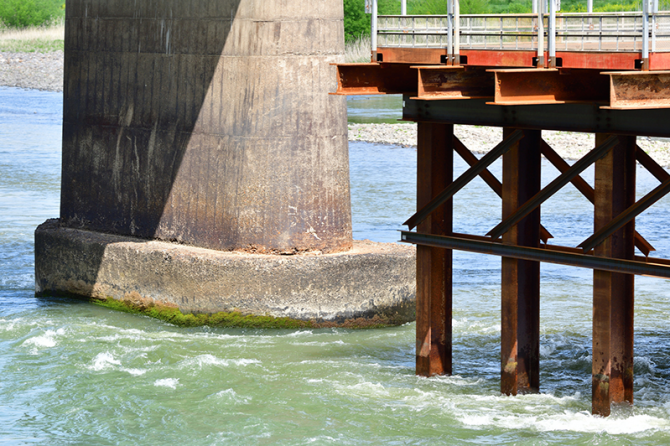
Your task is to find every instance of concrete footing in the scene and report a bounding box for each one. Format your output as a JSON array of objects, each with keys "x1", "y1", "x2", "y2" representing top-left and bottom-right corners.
[{"x1": 35, "y1": 220, "x2": 416, "y2": 325}]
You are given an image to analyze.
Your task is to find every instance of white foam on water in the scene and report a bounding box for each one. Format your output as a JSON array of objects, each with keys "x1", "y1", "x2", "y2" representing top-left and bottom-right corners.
[
  {"x1": 88, "y1": 352, "x2": 121, "y2": 371},
  {"x1": 154, "y1": 378, "x2": 179, "y2": 389},
  {"x1": 453, "y1": 318, "x2": 501, "y2": 334},
  {"x1": 340, "y1": 381, "x2": 389, "y2": 397},
  {"x1": 430, "y1": 374, "x2": 483, "y2": 387},
  {"x1": 22, "y1": 328, "x2": 65, "y2": 348},
  {"x1": 458, "y1": 409, "x2": 668, "y2": 434},
  {"x1": 179, "y1": 354, "x2": 261, "y2": 370},
  {"x1": 291, "y1": 340, "x2": 346, "y2": 346},
  {"x1": 122, "y1": 368, "x2": 147, "y2": 376},
  {"x1": 211, "y1": 388, "x2": 251, "y2": 404},
  {"x1": 281, "y1": 330, "x2": 314, "y2": 338}
]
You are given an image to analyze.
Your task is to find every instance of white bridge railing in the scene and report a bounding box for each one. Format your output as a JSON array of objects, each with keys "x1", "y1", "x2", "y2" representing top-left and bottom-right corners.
[{"x1": 367, "y1": 0, "x2": 670, "y2": 68}]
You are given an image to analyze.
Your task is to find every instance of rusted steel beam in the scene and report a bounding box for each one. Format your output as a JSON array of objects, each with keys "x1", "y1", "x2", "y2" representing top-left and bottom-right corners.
[
  {"x1": 592, "y1": 134, "x2": 636, "y2": 417},
  {"x1": 400, "y1": 232, "x2": 670, "y2": 279},
  {"x1": 580, "y1": 176, "x2": 670, "y2": 253},
  {"x1": 412, "y1": 66, "x2": 494, "y2": 100},
  {"x1": 454, "y1": 137, "x2": 553, "y2": 244},
  {"x1": 636, "y1": 145, "x2": 670, "y2": 182},
  {"x1": 450, "y1": 231, "x2": 669, "y2": 268},
  {"x1": 404, "y1": 129, "x2": 524, "y2": 230},
  {"x1": 541, "y1": 140, "x2": 655, "y2": 256},
  {"x1": 402, "y1": 97, "x2": 670, "y2": 138},
  {"x1": 556, "y1": 51, "x2": 642, "y2": 71},
  {"x1": 378, "y1": 47, "x2": 449, "y2": 65},
  {"x1": 416, "y1": 123, "x2": 454, "y2": 377},
  {"x1": 487, "y1": 135, "x2": 618, "y2": 240},
  {"x1": 489, "y1": 68, "x2": 609, "y2": 106},
  {"x1": 501, "y1": 128, "x2": 541, "y2": 396},
  {"x1": 375, "y1": 48, "x2": 670, "y2": 72},
  {"x1": 603, "y1": 71, "x2": 670, "y2": 110},
  {"x1": 332, "y1": 63, "x2": 417, "y2": 96},
  {"x1": 461, "y1": 49, "x2": 537, "y2": 68}
]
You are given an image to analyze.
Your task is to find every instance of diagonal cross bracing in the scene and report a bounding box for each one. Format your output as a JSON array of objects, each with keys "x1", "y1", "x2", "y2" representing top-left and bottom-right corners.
[
  {"x1": 579, "y1": 177, "x2": 670, "y2": 253},
  {"x1": 404, "y1": 129, "x2": 524, "y2": 230},
  {"x1": 454, "y1": 136, "x2": 554, "y2": 244},
  {"x1": 487, "y1": 135, "x2": 619, "y2": 239},
  {"x1": 541, "y1": 140, "x2": 655, "y2": 256}
]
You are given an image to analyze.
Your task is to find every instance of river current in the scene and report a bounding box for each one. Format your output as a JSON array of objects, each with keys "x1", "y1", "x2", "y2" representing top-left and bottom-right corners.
[{"x1": 2, "y1": 87, "x2": 670, "y2": 443}]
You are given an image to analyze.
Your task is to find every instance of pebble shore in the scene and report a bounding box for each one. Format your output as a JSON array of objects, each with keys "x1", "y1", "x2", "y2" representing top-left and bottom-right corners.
[
  {"x1": 349, "y1": 123, "x2": 670, "y2": 168},
  {"x1": 2, "y1": 51, "x2": 669, "y2": 167},
  {"x1": 0, "y1": 51, "x2": 63, "y2": 92}
]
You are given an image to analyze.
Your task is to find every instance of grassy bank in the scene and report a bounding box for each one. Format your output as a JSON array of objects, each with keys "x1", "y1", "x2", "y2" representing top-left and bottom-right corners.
[{"x1": 0, "y1": 22, "x2": 63, "y2": 52}]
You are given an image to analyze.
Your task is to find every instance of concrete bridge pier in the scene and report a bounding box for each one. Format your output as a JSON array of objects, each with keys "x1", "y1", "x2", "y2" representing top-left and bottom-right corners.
[{"x1": 35, "y1": 0, "x2": 415, "y2": 325}]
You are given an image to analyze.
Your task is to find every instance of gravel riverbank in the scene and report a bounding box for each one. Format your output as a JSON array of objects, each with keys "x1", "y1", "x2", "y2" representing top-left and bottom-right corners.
[
  {"x1": 0, "y1": 51, "x2": 63, "y2": 92},
  {"x1": 1, "y1": 51, "x2": 669, "y2": 167},
  {"x1": 349, "y1": 123, "x2": 670, "y2": 168}
]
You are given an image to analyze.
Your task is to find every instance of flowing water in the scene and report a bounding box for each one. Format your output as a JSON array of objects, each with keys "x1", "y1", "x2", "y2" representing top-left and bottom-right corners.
[{"x1": 2, "y1": 88, "x2": 670, "y2": 444}]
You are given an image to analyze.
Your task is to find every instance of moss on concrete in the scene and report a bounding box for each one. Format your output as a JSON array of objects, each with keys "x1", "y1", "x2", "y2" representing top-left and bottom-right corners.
[{"x1": 88, "y1": 295, "x2": 396, "y2": 329}]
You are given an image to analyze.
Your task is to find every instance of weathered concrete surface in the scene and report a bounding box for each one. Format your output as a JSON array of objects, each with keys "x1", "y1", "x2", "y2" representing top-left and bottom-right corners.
[
  {"x1": 61, "y1": 0, "x2": 351, "y2": 253},
  {"x1": 36, "y1": 220, "x2": 416, "y2": 323}
]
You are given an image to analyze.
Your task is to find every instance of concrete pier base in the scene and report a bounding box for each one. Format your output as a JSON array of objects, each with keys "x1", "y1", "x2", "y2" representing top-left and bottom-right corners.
[{"x1": 36, "y1": 220, "x2": 416, "y2": 325}]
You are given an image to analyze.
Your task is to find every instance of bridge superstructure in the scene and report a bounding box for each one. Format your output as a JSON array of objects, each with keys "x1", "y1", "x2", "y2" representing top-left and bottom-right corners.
[{"x1": 337, "y1": 0, "x2": 670, "y2": 416}]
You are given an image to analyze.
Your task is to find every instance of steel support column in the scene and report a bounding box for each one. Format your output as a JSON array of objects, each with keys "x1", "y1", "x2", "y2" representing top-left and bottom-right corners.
[
  {"x1": 592, "y1": 134, "x2": 636, "y2": 416},
  {"x1": 416, "y1": 123, "x2": 454, "y2": 376},
  {"x1": 501, "y1": 128, "x2": 542, "y2": 395}
]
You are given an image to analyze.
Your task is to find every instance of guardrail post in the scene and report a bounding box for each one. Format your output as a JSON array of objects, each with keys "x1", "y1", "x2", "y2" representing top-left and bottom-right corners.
[
  {"x1": 401, "y1": 0, "x2": 407, "y2": 16},
  {"x1": 371, "y1": 0, "x2": 378, "y2": 61},
  {"x1": 537, "y1": 0, "x2": 545, "y2": 67},
  {"x1": 454, "y1": 0, "x2": 461, "y2": 65},
  {"x1": 548, "y1": 0, "x2": 557, "y2": 67},
  {"x1": 642, "y1": 0, "x2": 650, "y2": 70},
  {"x1": 448, "y1": 0, "x2": 454, "y2": 65}
]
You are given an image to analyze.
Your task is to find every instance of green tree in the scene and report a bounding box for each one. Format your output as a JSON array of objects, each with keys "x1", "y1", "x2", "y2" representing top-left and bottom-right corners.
[
  {"x1": 343, "y1": 0, "x2": 370, "y2": 41},
  {"x1": 0, "y1": 0, "x2": 64, "y2": 28}
]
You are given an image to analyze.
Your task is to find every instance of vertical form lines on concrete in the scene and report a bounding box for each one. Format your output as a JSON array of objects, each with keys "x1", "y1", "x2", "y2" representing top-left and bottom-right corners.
[
  {"x1": 592, "y1": 134, "x2": 636, "y2": 416},
  {"x1": 416, "y1": 123, "x2": 454, "y2": 377},
  {"x1": 60, "y1": 0, "x2": 351, "y2": 254},
  {"x1": 501, "y1": 128, "x2": 541, "y2": 395}
]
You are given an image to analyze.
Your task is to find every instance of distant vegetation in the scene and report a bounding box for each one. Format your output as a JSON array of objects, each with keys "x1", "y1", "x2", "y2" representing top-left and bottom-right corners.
[
  {"x1": 0, "y1": 0, "x2": 64, "y2": 29},
  {"x1": 344, "y1": 0, "x2": 670, "y2": 41}
]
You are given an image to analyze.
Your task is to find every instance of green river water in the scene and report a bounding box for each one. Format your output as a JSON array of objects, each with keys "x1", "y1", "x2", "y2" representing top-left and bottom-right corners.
[{"x1": 3, "y1": 88, "x2": 670, "y2": 444}]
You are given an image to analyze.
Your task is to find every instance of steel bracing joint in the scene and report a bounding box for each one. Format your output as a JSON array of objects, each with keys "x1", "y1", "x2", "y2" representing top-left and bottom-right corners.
[
  {"x1": 487, "y1": 135, "x2": 619, "y2": 239},
  {"x1": 404, "y1": 129, "x2": 524, "y2": 230}
]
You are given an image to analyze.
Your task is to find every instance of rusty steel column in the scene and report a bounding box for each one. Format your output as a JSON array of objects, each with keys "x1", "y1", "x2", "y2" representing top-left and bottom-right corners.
[
  {"x1": 592, "y1": 134, "x2": 636, "y2": 416},
  {"x1": 501, "y1": 128, "x2": 541, "y2": 395},
  {"x1": 416, "y1": 123, "x2": 454, "y2": 376}
]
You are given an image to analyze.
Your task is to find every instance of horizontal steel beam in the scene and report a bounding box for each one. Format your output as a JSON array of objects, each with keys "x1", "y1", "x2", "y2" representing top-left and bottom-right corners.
[
  {"x1": 404, "y1": 129, "x2": 524, "y2": 230},
  {"x1": 490, "y1": 68, "x2": 609, "y2": 106},
  {"x1": 402, "y1": 96, "x2": 670, "y2": 137},
  {"x1": 603, "y1": 71, "x2": 670, "y2": 110},
  {"x1": 331, "y1": 63, "x2": 417, "y2": 96},
  {"x1": 413, "y1": 66, "x2": 494, "y2": 100},
  {"x1": 400, "y1": 231, "x2": 670, "y2": 279},
  {"x1": 487, "y1": 135, "x2": 618, "y2": 239}
]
